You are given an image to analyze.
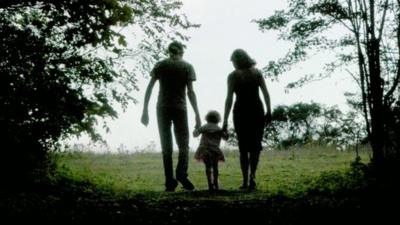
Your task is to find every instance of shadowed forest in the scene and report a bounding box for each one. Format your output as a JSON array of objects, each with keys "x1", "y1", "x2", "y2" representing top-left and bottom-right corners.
[{"x1": 1, "y1": 0, "x2": 400, "y2": 224}]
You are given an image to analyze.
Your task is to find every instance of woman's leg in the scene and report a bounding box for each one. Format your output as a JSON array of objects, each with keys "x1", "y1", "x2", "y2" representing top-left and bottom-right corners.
[
  {"x1": 212, "y1": 159, "x2": 219, "y2": 190},
  {"x1": 239, "y1": 152, "x2": 249, "y2": 189},
  {"x1": 249, "y1": 151, "x2": 260, "y2": 190},
  {"x1": 204, "y1": 158, "x2": 213, "y2": 191}
]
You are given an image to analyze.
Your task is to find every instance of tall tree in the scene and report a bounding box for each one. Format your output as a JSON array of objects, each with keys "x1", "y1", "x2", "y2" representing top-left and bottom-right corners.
[
  {"x1": 0, "y1": 0, "x2": 197, "y2": 184},
  {"x1": 255, "y1": 0, "x2": 400, "y2": 165}
]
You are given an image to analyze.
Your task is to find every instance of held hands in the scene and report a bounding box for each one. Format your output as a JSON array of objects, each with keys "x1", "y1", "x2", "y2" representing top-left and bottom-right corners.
[
  {"x1": 193, "y1": 115, "x2": 201, "y2": 137},
  {"x1": 141, "y1": 110, "x2": 149, "y2": 126},
  {"x1": 195, "y1": 115, "x2": 201, "y2": 129},
  {"x1": 193, "y1": 128, "x2": 200, "y2": 138},
  {"x1": 221, "y1": 122, "x2": 229, "y2": 141},
  {"x1": 222, "y1": 122, "x2": 228, "y2": 132}
]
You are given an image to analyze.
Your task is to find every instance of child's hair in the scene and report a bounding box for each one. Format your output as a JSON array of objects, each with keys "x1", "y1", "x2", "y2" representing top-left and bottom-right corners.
[{"x1": 205, "y1": 110, "x2": 221, "y2": 124}]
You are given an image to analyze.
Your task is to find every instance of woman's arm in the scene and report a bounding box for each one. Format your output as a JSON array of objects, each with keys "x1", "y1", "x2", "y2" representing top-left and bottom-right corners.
[
  {"x1": 221, "y1": 130, "x2": 229, "y2": 141},
  {"x1": 258, "y1": 73, "x2": 272, "y2": 123},
  {"x1": 222, "y1": 75, "x2": 234, "y2": 131}
]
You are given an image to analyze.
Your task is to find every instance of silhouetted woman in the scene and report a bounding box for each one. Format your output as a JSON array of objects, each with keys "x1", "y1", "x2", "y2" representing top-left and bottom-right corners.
[{"x1": 222, "y1": 49, "x2": 271, "y2": 190}]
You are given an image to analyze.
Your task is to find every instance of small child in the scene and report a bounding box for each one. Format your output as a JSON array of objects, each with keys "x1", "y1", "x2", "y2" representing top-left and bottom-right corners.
[{"x1": 193, "y1": 110, "x2": 228, "y2": 191}]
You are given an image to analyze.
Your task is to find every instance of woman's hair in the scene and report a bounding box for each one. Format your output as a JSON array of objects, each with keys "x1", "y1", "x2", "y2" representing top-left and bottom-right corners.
[
  {"x1": 230, "y1": 49, "x2": 256, "y2": 69},
  {"x1": 205, "y1": 110, "x2": 221, "y2": 124},
  {"x1": 168, "y1": 41, "x2": 185, "y2": 55}
]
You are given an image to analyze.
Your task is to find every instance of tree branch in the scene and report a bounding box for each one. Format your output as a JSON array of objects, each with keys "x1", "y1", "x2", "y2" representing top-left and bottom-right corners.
[
  {"x1": 359, "y1": 0, "x2": 371, "y2": 45},
  {"x1": 345, "y1": 68, "x2": 362, "y2": 88},
  {"x1": 369, "y1": 0, "x2": 376, "y2": 39},
  {"x1": 384, "y1": 65, "x2": 400, "y2": 103},
  {"x1": 355, "y1": 31, "x2": 372, "y2": 137},
  {"x1": 377, "y1": 0, "x2": 389, "y2": 41},
  {"x1": 384, "y1": 6, "x2": 400, "y2": 104}
]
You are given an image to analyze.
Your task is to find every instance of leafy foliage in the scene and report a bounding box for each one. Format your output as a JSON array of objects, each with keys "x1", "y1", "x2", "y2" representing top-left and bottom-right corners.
[
  {"x1": 0, "y1": 0, "x2": 197, "y2": 183},
  {"x1": 228, "y1": 102, "x2": 366, "y2": 150},
  {"x1": 308, "y1": 159, "x2": 369, "y2": 194},
  {"x1": 255, "y1": 0, "x2": 400, "y2": 163}
]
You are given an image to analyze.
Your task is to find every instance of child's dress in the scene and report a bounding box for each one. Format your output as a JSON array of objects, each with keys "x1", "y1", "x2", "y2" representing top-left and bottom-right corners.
[{"x1": 194, "y1": 123, "x2": 226, "y2": 162}]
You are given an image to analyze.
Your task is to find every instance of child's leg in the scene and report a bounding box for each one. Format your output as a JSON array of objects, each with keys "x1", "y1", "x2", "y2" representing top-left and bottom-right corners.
[
  {"x1": 204, "y1": 158, "x2": 213, "y2": 190},
  {"x1": 212, "y1": 159, "x2": 219, "y2": 190}
]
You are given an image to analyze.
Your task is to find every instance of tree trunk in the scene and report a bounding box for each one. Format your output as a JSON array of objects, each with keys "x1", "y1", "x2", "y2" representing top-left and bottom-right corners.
[{"x1": 367, "y1": 37, "x2": 385, "y2": 166}]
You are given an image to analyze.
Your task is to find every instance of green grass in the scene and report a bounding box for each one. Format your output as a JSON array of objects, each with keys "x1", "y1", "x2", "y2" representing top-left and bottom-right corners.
[
  {"x1": 6, "y1": 145, "x2": 397, "y2": 225},
  {"x1": 57, "y1": 145, "x2": 371, "y2": 198}
]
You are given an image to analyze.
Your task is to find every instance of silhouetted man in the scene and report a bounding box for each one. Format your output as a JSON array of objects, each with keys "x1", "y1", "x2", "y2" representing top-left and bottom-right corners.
[{"x1": 141, "y1": 41, "x2": 201, "y2": 191}]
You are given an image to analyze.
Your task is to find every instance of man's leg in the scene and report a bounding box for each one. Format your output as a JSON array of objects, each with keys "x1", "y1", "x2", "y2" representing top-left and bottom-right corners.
[
  {"x1": 172, "y1": 109, "x2": 194, "y2": 190},
  {"x1": 157, "y1": 107, "x2": 177, "y2": 191}
]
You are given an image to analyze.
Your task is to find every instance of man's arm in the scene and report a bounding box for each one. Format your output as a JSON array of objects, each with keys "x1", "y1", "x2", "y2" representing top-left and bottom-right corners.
[
  {"x1": 141, "y1": 77, "x2": 157, "y2": 126},
  {"x1": 193, "y1": 126, "x2": 203, "y2": 137},
  {"x1": 193, "y1": 129, "x2": 201, "y2": 137},
  {"x1": 187, "y1": 81, "x2": 201, "y2": 128}
]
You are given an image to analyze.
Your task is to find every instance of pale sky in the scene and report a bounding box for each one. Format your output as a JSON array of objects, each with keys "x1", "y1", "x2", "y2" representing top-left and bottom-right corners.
[{"x1": 71, "y1": 0, "x2": 358, "y2": 152}]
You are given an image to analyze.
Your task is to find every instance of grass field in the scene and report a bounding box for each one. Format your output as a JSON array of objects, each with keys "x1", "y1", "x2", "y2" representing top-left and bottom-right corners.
[
  {"x1": 5, "y1": 145, "x2": 398, "y2": 225},
  {"x1": 57, "y1": 145, "x2": 372, "y2": 197}
]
